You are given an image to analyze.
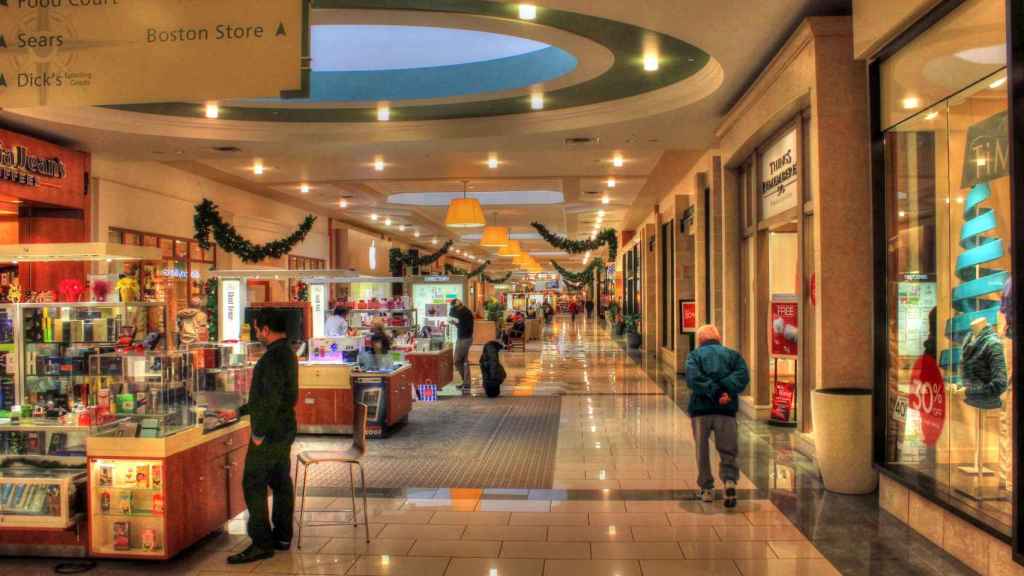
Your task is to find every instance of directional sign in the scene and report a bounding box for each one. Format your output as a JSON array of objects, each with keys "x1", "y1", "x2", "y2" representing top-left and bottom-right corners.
[{"x1": 0, "y1": 0, "x2": 304, "y2": 108}]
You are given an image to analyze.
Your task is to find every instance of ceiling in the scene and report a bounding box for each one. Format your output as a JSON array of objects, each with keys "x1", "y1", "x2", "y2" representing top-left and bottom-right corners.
[{"x1": 0, "y1": 0, "x2": 851, "y2": 272}]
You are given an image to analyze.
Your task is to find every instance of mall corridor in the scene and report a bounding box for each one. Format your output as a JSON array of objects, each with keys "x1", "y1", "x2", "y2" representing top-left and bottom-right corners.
[{"x1": 1, "y1": 318, "x2": 978, "y2": 576}]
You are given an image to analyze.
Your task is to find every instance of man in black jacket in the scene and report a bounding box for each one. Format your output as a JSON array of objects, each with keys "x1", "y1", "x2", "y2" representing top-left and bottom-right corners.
[
  {"x1": 228, "y1": 310, "x2": 299, "y2": 564},
  {"x1": 450, "y1": 299, "x2": 475, "y2": 393}
]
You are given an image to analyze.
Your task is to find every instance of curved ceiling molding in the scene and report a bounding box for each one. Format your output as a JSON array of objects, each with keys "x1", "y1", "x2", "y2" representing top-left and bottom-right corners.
[{"x1": 101, "y1": 0, "x2": 714, "y2": 123}]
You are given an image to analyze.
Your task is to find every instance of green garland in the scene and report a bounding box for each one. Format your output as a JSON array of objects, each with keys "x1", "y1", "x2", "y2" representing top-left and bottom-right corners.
[
  {"x1": 389, "y1": 241, "x2": 453, "y2": 277},
  {"x1": 552, "y1": 258, "x2": 604, "y2": 286},
  {"x1": 531, "y1": 222, "x2": 618, "y2": 261},
  {"x1": 445, "y1": 260, "x2": 490, "y2": 279},
  {"x1": 194, "y1": 199, "x2": 316, "y2": 263},
  {"x1": 482, "y1": 271, "x2": 513, "y2": 284},
  {"x1": 204, "y1": 279, "x2": 218, "y2": 341}
]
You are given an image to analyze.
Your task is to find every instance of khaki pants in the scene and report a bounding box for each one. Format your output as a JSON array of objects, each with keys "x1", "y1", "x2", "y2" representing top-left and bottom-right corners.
[
  {"x1": 691, "y1": 415, "x2": 739, "y2": 490},
  {"x1": 454, "y1": 337, "x2": 473, "y2": 386}
]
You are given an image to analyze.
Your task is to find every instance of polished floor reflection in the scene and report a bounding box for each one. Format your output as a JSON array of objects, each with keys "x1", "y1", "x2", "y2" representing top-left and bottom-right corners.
[{"x1": 0, "y1": 317, "x2": 981, "y2": 575}]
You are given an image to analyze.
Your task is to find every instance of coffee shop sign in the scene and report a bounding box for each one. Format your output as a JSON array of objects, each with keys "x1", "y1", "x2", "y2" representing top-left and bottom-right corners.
[{"x1": 0, "y1": 140, "x2": 67, "y2": 188}]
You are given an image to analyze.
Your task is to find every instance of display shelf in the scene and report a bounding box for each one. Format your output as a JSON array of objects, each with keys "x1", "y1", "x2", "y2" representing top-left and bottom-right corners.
[{"x1": 0, "y1": 468, "x2": 86, "y2": 529}]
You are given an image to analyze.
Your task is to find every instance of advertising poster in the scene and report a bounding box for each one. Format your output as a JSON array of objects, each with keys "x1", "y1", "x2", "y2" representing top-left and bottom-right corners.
[
  {"x1": 769, "y1": 295, "x2": 798, "y2": 357},
  {"x1": 896, "y1": 281, "x2": 936, "y2": 358},
  {"x1": 770, "y1": 375, "x2": 796, "y2": 425},
  {"x1": 681, "y1": 300, "x2": 697, "y2": 333}
]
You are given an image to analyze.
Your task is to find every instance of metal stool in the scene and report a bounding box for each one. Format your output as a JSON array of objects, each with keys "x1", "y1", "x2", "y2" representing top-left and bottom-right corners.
[
  {"x1": 507, "y1": 333, "x2": 527, "y2": 352},
  {"x1": 294, "y1": 402, "x2": 370, "y2": 547}
]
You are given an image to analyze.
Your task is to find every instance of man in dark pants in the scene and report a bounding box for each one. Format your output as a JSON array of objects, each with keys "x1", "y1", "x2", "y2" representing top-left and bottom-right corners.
[
  {"x1": 228, "y1": 310, "x2": 299, "y2": 564},
  {"x1": 449, "y1": 299, "x2": 475, "y2": 394},
  {"x1": 585, "y1": 299, "x2": 594, "y2": 319}
]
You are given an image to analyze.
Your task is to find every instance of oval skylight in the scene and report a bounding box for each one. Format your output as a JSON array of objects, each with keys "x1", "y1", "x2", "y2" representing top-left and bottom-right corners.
[
  {"x1": 297, "y1": 25, "x2": 577, "y2": 102},
  {"x1": 388, "y1": 191, "x2": 564, "y2": 206},
  {"x1": 313, "y1": 25, "x2": 552, "y2": 71}
]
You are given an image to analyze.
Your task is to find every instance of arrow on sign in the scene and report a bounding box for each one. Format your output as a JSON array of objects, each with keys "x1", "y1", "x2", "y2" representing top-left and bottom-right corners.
[{"x1": 276, "y1": 23, "x2": 287, "y2": 37}]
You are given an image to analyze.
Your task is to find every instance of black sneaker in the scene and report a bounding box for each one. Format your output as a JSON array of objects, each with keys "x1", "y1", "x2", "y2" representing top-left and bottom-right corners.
[
  {"x1": 227, "y1": 544, "x2": 274, "y2": 564},
  {"x1": 273, "y1": 540, "x2": 291, "y2": 551},
  {"x1": 724, "y1": 481, "x2": 737, "y2": 509}
]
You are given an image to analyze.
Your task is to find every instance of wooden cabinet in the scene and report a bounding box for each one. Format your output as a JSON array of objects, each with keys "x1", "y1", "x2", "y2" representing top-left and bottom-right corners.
[
  {"x1": 296, "y1": 363, "x2": 352, "y2": 434},
  {"x1": 406, "y1": 348, "x2": 454, "y2": 388}
]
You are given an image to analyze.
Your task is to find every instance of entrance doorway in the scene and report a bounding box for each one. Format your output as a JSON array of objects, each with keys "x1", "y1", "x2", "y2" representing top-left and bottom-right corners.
[{"x1": 767, "y1": 222, "x2": 799, "y2": 426}]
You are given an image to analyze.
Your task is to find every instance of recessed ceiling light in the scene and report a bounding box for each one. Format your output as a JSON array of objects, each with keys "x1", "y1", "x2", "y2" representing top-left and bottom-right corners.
[
  {"x1": 205, "y1": 102, "x2": 220, "y2": 119},
  {"x1": 377, "y1": 103, "x2": 391, "y2": 122},
  {"x1": 414, "y1": 230, "x2": 420, "y2": 238},
  {"x1": 597, "y1": 209, "x2": 606, "y2": 217},
  {"x1": 487, "y1": 154, "x2": 499, "y2": 169},
  {"x1": 901, "y1": 96, "x2": 921, "y2": 110},
  {"x1": 374, "y1": 156, "x2": 385, "y2": 171},
  {"x1": 432, "y1": 237, "x2": 438, "y2": 245},
  {"x1": 898, "y1": 210, "x2": 907, "y2": 218},
  {"x1": 518, "y1": 3, "x2": 537, "y2": 20},
  {"x1": 371, "y1": 213, "x2": 379, "y2": 221},
  {"x1": 607, "y1": 177, "x2": 616, "y2": 188},
  {"x1": 990, "y1": 76, "x2": 1007, "y2": 89},
  {"x1": 339, "y1": 199, "x2": 348, "y2": 208},
  {"x1": 602, "y1": 195, "x2": 610, "y2": 205},
  {"x1": 643, "y1": 53, "x2": 660, "y2": 71},
  {"x1": 612, "y1": 153, "x2": 624, "y2": 168},
  {"x1": 384, "y1": 217, "x2": 393, "y2": 226},
  {"x1": 531, "y1": 92, "x2": 544, "y2": 110},
  {"x1": 253, "y1": 161, "x2": 264, "y2": 175},
  {"x1": 399, "y1": 224, "x2": 406, "y2": 231},
  {"x1": 300, "y1": 184, "x2": 310, "y2": 194}
]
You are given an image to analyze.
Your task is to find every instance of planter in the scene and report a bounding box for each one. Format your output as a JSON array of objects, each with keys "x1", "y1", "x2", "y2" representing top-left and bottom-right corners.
[
  {"x1": 811, "y1": 388, "x2": 877, "y2": 494},
  {"x1": 474, "y1": 320, "x2": 499, "y2": 346},
  {"x1": 627, "y1": 332, "x2": 642, "y2": 349}
]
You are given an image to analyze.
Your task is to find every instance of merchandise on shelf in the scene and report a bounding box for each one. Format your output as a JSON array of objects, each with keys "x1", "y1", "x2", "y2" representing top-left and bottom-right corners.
[
  {"x1": 187, "y1": 341, "x2": 263, "y2": 431},
  {"x1": 90, "y1": 457, "x2": 165, "y2": 555},
  {"x1": 87, "y1": 351, "x2": 196, "y2": 439}
]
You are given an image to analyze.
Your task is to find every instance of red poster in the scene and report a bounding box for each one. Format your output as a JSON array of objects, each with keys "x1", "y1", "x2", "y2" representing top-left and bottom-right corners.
[
  {"x1": 770, "y1": 376, "x2": 796, "y2": 423},
  {"x1": 681, "y1": 301, "x2": 697, "y2": 333},
  {"x1": 770, "y1": 297, "x2": 799, "y2": 357},
  {"x1": 909, "y1": 354, "x2": 945, "y2": 446}
]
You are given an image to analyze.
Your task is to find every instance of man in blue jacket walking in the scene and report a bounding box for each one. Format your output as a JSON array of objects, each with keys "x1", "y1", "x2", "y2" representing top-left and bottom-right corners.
[{"x1": 686, "y1": 324, "x2": 749, "y2": 508}]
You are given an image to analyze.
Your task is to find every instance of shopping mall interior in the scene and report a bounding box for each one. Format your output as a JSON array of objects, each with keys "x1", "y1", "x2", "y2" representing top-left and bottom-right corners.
[{"x1": 0, "y1": 0, "x2": 1022, "y2": 575}]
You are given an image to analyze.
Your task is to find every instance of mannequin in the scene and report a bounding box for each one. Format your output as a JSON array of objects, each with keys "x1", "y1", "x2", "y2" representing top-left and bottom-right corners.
[{"x1": 957, "y1": 316, "x2": 1008, "y2": 487}]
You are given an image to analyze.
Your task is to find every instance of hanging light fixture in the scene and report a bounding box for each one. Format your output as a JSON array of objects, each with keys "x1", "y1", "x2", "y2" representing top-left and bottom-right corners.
[
  {"x1": 497, "y1": 239, "x2": 523, "y2": 257},
  {"x1": 445, "y1": 180, "x2": 486, "y2": 228},
  {"x1": 480, "y1": 211, "x2": 509, "y2": 248}
]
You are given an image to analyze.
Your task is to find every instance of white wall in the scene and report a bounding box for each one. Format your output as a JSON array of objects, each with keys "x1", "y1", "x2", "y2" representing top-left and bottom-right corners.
[{"x1": 91, "y1": 158, "x2": 330, "y2": 269}]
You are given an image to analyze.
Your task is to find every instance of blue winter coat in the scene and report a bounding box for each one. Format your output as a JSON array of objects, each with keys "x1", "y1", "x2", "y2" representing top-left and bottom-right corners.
[{"x1": 686, "y1": 341, "x2": 750, "y2": 417}]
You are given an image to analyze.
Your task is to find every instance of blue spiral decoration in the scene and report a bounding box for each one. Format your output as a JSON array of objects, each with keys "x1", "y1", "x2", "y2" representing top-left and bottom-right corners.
[{"x1": 939, "y1": 182, "x2": 1008, "y2": 380}]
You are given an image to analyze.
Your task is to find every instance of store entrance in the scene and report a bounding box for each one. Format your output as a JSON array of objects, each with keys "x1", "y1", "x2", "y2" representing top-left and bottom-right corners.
[{"x1": 766, "y1": 222, "x2": 799, "y2": 427}]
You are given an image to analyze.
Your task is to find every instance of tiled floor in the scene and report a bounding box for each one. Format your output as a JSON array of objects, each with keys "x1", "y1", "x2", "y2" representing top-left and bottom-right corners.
[{"x1": 0, "y1": 317, "x2": 982, "y2": 575}]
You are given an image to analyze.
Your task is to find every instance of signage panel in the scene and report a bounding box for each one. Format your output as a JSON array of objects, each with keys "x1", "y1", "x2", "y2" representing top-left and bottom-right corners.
[
  {"x1": 310, "y1": 283, "x2": 326, "y2": 338},
  {"x1": 760, "y1": 127, "x2": 799, "y2": 219},
  {"x1": 0, "y1": 0, "x2": 304, "y2": 107},
  {"x1": 219, "y1": 278, "x2": 242, "y2": 341}
]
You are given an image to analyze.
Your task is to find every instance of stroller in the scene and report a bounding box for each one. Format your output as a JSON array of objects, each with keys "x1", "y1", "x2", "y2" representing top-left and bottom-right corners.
[{"x1": 479, "y1": 340, "x2": 507, "y2": 398}]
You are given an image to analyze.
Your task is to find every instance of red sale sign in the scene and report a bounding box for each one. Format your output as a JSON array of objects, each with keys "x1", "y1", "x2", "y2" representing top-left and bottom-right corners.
[
  {"x1": 770, "y1": 376, "x2": 796, "y2": 423},
  {"x1": 682, "y1": 301, "x2": 697, "y2": 333},
  {"x1": 909, "y1": 354, "x2": 945, "y2": 446},
  {"x1": 770, "y1": 297, "x2": 799, "y2": 357}
]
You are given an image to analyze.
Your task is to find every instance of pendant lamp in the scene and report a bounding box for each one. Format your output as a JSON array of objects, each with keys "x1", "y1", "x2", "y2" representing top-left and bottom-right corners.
[
  {"x1": 445, "y1": 180, "x2": 486, "y2": 228},
  {"x1": 479, "y1": 212, "x2": 509, "y2": 248},
  {"x1": 497, "y1": 239, "x2": 522, "y2": 257}
]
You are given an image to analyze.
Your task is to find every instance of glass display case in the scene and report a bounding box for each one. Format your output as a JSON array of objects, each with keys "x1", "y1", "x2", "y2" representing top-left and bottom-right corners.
[
  {"x1": 89, "y1": 457, "x2": 167, "y2": 556},
  {"x1": 87, "y1": 351, "x2": 195, "y2": 439},
  {"x1": 189, "y1": 342, "x2": 263, "y2": 431},
  {"x1": 0, "y1": 418, "x2": 89, "y2": 529},
  {"x1": 0, "y1": 305, "x2": 16, "y2": 411}
]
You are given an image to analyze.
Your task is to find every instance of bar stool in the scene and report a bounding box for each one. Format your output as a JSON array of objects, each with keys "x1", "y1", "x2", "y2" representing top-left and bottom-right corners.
[
  {"x1": 507, "y1": 333, "x2": 527, "y2": 352},
  {"x1": 294, "y1": 402, "x2": 370, "y2": 547}
]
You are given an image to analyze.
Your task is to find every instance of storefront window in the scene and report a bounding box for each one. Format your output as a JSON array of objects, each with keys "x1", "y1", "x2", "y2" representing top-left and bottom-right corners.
[{"x1": 883, "y1": 68, "x2": 1011, "y2": 534}]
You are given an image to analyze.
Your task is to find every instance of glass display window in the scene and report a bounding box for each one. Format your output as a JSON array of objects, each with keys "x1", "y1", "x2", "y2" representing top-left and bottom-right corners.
[
  {"x1": 89, "y1": 457, "x2": 166, "y2": 555},
  {"x1": 87, "y1": 351, "x2": 196, "y2": 439},
  {"x1": 882, "y1": 68, "x2": 1012, "y2": 535}
]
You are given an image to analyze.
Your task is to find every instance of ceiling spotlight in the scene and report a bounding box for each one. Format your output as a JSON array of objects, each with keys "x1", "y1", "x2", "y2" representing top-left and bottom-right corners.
[
  {"x1": 374, "y1": 156, "x2": 385, "y2": 172},
  {"x1": 901, "y1": 96, "x2": 921, "y2": 110},
  {"x1": 601, "y1": 195, "x2": 610, "y2": 205},
  {"x1": 924, "y1": 111, "x2": 939, "y2": 121},
  {"x1": 643, "y1": 53, "x2": 660, "y2": 72},
  {"x1": 253, "y1": 161, "x2": 264, "y2": 175},
  {"x1": 371, "y1": 213, "x2": 379, "y2": 221},
  {"x1": 300, "y1": 184, "x2": 310, "y2": 194},
  {"x1": 384, "y1": 217, "x2": 393, "y2": 226},
  {"x1": 205, "y1": 102, "x2": 220, "y2": 119},
  {"x1": 531, "y1": 92, "x2": 544, "y2": 110},
  {"x1": 487, "y1": 154, "x2": 499, "y2": 169},
  {"x1": 414, "y1": 230, "x2": 420, "y2": 238},
  {"x1": 607, "y1": 177, "x2": 616, "y2": 188},
  {"x1": 612, "y1": 153, "x2": 624, "y2": 168},
  {"x1": 377, "y1": 103, "x2": 391, "y2": 122},
  {"x1": 399, "y1": 224, "x2": 406, "y2": 231},
  {"x1": 432, "y1": 237, "x2": 438, "y2": 245},
  {"x1": 339, "y1": 199, "x2": 348, "y2": 208},
  {"x1": 518, "y1": 3, "x2": 537, "y2": 20}
]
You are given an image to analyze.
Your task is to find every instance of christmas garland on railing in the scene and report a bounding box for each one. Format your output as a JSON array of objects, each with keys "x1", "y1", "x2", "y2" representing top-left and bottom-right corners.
[
  {"x1": 194, "y1": 199, "x2": 316, "y2": 263},
  {"x1": 552, "y1": 258, "x2": 604, "y2": 286},
  {"x1": 444, "y1": 260, "x2": 490, "y2": 279},
  {"x1": 482, "y1": 271, "x2": 513, "y2": 284},
  {"x1": 531, "y1": 222, "x2": 618, "y2": 261},
  {"x1": 389, "y1": 240, "x2": 454, "y2": 277}
]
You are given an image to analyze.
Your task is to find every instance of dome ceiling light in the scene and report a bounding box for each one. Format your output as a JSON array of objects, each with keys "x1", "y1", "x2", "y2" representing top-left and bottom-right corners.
[{"x1": 445, "y1": 180, "x2": 487, "y2": 228}]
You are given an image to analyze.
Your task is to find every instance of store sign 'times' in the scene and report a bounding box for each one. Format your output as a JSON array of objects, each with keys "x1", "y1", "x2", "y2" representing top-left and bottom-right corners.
[{"x1": 0, "y1": 0, "x2": 304, "y2": 107}]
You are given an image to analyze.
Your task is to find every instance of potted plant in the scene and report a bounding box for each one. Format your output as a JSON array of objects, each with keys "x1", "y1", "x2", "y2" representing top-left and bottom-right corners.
[
  {"x1": 624, "y1": 313, "x2": 641, "y2": 348},
  {"x1": 476, "y1": 299, "x2": 504, "y2": 344}
]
